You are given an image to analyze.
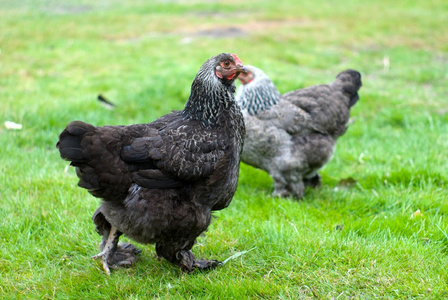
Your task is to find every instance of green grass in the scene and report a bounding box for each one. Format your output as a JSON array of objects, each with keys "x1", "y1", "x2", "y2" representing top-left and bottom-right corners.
[{"x1": 1, "y1": 0, "x2": 448, "y2": 298}]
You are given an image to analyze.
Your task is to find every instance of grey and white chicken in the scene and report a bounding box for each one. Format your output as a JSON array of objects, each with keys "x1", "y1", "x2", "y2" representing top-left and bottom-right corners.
[
  {"x1": 57, "y1": 53, "x2": 247, "y2": 274},
  {"x1": 236, "y1": 66, "x2": 362, "y2": 199}
]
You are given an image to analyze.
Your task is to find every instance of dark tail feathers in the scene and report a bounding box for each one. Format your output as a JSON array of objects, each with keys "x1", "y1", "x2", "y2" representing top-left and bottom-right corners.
[
  {"x1": 57, "y1": 120, "x2": 96, "y2": 163},
  {"x1": 336, "y1": 69, "x2": 362, "y2": 107}
]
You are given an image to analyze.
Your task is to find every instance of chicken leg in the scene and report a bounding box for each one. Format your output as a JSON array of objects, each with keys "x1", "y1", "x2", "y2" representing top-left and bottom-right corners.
[
  {"x1": 92, "y1": 226, "x2": 141, "y2": 275},
  {"x1": 304, "y1": 173, "x2": 322, "y2": 188}
]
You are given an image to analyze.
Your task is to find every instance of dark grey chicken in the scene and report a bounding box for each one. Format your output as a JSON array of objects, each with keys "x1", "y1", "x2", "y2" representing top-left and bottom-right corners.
[
  {"x1": 57, "y1": 53, "x2": 247, "y2": 274},
  {"x1": 236, "y1": 66, "x2": 362, "y2": 199}
]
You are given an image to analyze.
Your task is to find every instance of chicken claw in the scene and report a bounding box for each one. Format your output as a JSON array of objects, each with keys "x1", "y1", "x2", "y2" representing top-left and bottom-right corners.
[{"x1": 192, "y1": 259, "x2": 221, "y2": 270}]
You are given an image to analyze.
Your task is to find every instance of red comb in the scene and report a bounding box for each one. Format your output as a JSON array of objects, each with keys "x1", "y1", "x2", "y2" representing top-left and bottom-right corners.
[{"x1": 231, "y1": 54, "x2": 243, "y2": 65}]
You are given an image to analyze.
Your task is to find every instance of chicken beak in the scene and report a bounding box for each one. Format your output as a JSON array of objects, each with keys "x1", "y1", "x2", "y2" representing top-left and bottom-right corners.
[{"x1": 236, "y1": 64, "x2": 248, "y2": 75}]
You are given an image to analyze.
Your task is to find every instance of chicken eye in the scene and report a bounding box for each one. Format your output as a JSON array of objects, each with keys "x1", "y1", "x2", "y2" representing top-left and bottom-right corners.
[{"x1": 223, "y1": 61, "x2": 230, "y2": 68}]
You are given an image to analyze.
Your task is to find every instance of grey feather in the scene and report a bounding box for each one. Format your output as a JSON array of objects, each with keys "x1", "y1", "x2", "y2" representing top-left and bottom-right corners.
[{"x1": 235, "y1": 66, "x2": 362, "y2": 199}]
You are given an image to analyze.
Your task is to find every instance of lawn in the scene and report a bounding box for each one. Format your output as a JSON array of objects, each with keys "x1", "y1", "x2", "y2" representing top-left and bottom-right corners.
[{"x1": 1, "y1": 0, "x2": 448, "y2": 298}]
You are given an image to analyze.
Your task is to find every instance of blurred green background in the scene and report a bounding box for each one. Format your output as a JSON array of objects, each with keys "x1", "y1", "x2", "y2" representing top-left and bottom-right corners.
[{"x1": 1, "y1": 0, "x2": 447, "y2": 298}]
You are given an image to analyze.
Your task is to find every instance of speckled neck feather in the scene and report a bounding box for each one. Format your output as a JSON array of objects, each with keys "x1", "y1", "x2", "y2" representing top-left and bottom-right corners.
[
  {"x1": 235, "y1": 66, "x2": 281, "y2": 116},
  {"x1": 182, "y1": 55, "x2": 238, "y2": 128}
]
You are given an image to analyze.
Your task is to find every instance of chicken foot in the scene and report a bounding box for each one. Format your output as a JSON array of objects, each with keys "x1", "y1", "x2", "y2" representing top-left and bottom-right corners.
[
  {"x1": 287, "y1": 180, "x2": 306, "y2": 199},
  {"x1": 273, "y1": 179, "x2": 306, "y2": 199},
  {"x1": 272, "y1": 171, "x2": 310, "y2": 199},
  {"x1": 156, "y1": 241, "x2": 220, "y2": 273},
  {"x1": 178, "y1": 250, "x2": 220, "y2": 273},
  {"x1": 272, "y1": 174, "x2": 291, "y2": 198},
  {"x1": 92, "y1": 226, "x2": 141, "y2": 275}
]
